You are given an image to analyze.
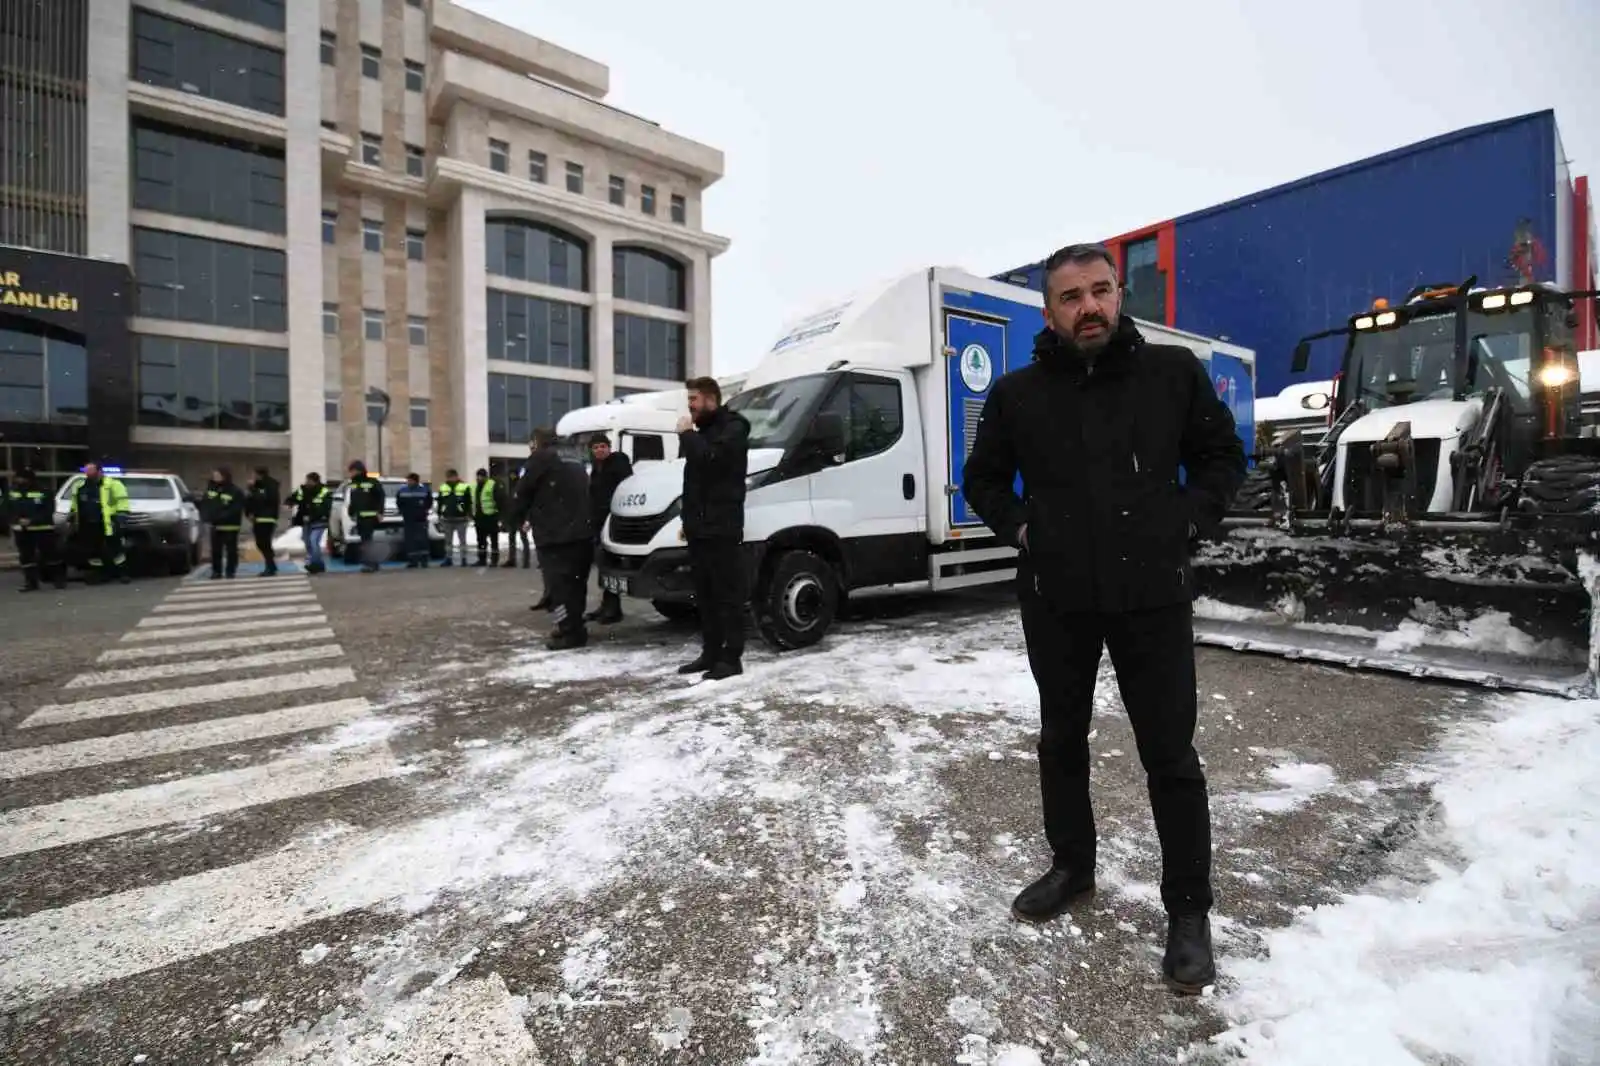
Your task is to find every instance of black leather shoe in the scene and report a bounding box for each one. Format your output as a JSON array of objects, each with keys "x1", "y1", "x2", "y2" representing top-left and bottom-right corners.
[
  {"x1": 1162, "y1": 912, "x2": 1216, "y2": 994},
  {"x1": 676, "y1": 655, "x2": 714, "y2": 675},
  {"x1": 703, "y1": 660, "x2": 743, "y2": 681},
  {"x1": 1011, "y1": 866, "x2": 1095, "y2": 923}
]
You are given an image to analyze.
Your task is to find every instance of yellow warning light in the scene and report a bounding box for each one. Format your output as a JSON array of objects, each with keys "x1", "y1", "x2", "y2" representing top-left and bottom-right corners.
[{"x1": 1372, "y1": 298, "x2": 1390, "y2": 310}]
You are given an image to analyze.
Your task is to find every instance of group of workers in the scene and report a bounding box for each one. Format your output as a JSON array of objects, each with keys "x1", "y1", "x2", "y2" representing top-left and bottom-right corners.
[{"x1": 5, "y1": 461, "x2": 133, "y2": 590}]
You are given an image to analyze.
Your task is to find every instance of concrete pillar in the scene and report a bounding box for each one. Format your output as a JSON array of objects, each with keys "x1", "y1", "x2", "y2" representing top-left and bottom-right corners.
[
  {"x1": 591, "y1": 230, "x2": 614, "y2": 401},
  {"x1": 85, "y1": 0, "x2": 130, "y2": 263},
  {"x1": 453, "y1": 189, "x2": 488, "y2": 476},
  {"x1": 284, "y1": 0, "x2": 327, "y2": 479},
  {"x1": 690, "y1": 250, "x2": 713, "y2": 378}
]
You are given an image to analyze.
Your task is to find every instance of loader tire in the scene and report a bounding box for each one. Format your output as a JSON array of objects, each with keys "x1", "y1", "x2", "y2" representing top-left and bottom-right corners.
[
  {"x1": 1233, "y1": 465, "x2": 1277, "y2": 512},
  {"x1": 1517, "y1": 455, "x2": 1600, "y2": 516}
]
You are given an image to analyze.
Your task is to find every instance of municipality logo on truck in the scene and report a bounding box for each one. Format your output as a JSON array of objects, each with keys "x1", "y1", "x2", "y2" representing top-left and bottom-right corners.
[{"x1": 960, "y1": 344, "x2": 993, "y2": 393}]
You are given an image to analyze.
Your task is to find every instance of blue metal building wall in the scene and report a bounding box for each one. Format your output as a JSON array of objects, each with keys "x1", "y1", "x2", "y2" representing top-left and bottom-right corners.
[{"x1": 1172, "y1": 111, "x2": 1560, "y2": 396}]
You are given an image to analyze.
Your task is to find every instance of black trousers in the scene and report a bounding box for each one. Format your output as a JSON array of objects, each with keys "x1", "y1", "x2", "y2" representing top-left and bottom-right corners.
[
  {"x1": 402, "y1": 518, "x2": 429, "y2": 562},
  {"x1": 354, "y1": 516, "x2": 380, "y2": 570},
  {"x1": 253, "y1": 521, "x2": 277, "y2": 571},
  {"x1": 474, "y1": 517, "x2": 499, "y2": 563},
  {"x1": 538, "y1": 540, "x2": 594, "y2": 636},
  {"x1": 591, "y1": 536, "x2": 622, "y2": 616},
  {"x1": 687, "y1": 536, "x2": 747, "y2": 663},
  {"x1": 505, "y1": 523, "x2": 531, "y2": 564},
  {"x1": 16, "y1": 528, "x2": 62, "y2": 587},
  {"x1": 1018, "y1": 573, "x2": 1212, "y2": 914},
  {"x1": 211, "y1": 527, "x2": 239, "y2": 576}
]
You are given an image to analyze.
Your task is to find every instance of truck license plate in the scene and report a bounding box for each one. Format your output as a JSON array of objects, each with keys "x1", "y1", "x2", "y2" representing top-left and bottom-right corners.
[{"x1": 601, "y1": 575, "x2": 628, "y2": 595}]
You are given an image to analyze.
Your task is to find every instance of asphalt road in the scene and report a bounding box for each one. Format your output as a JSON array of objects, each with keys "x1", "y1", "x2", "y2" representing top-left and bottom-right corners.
[{"x1": 0, "y1": 560, "x2": 1483, "y2": 1065}]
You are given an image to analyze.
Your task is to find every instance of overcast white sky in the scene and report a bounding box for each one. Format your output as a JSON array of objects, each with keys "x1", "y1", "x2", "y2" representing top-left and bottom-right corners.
[{"x1": 466, "y1": 0, "x2": 1599, "y2": 376}]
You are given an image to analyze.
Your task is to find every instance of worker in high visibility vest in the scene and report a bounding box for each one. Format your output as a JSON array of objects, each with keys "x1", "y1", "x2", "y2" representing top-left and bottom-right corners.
[
  {"x1": 6, "y1": 467, "x2": 66, "y2": 591},
  {"x1": 68, "y1": 462, "x2": 131, "y2": 585},
  {"x1": 345, "y1": 460, "x2": 387, "y2": 574},
  {"x1": 471, "y1": 468, "x2": 505, "y2": 568}
]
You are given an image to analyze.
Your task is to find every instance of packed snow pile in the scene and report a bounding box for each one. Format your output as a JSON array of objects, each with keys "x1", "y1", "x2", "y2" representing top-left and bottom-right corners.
[{"x1": 1213, "y1": 694, "x2": 1600, "y2": 1065}]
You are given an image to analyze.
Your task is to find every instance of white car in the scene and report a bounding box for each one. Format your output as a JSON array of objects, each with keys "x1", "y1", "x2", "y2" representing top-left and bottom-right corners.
[
  {"x1": 326, "y1": 477, "x2": 445, "y2": 564},
  {"x1": 52, "y1": 469, "x2": 202, "y2": 576}
]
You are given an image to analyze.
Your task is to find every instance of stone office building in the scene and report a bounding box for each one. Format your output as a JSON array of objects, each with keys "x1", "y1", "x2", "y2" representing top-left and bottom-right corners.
[{"x1": 0, "y1": 0, "x2": 729, "y2": 490}]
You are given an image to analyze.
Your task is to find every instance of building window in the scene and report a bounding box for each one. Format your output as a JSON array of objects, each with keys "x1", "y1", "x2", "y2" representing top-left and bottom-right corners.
[
  {"x1": 409, "y1": 398, "x2": 429, "y2": 428},
  {"x1": 565, "y1": 161, "x2": 583, "y2": 195},
  {"x1": 613, "y1": 247, "x2": 685, "y2": 310},
  {"x1": 133, "y1": 11, "x2": 285, "y2": 116},
  {"x1": 361, "y1": 217, "x2": 382, "y2": 253},
  {"x1": 133, "y1": 119, "x2": 286, "y2": 234},
  {"x1": 1122, "y1": 236, "x2": 1165, "y2": 323},
  {"x1": 484, "y1": 218, "x2": 588, "y2": 291},
  {"x1": 404, "y1": 143, "x2": 425, "y2": 178},
  {"x1": 0, "y1": 324, "x2": 88, "y2": 425},
  {"x1": 613, "y1": 314, "x2": 685, "y2": 381},
  {"x1": 608, "y1": 175, "x2": 625, "y2": 206},
  {"x1": 320, "y1": 119, "x2": 337, "y2": 131},
  {"x1": 135, "y1": 335, "x2": 289, "y2": 432},
  {"x1": 640, "y1": 185, "x2": 656, "y2": 216},
  {"x1": 133, "y1": 227, "x2": 287, "y2": 332},
  {"x1": 670, "y1": 194, "x2": 686, "y2": 224},
  {"x1": 528, "y1": 150, "x2": 547, "y2": 184},
  {"x1": 363, "y1": 309, "x2": 384, "y2": 341},
  {"x1": 360, "y1": 44, "x2": 381, "y2": 79},
  {"x1": 404, "y1": 59, "x2": 424, "y2": 93},
  {"x1": 360, "y1": 132, "x2": 382, "y2": 167},
  {"x1": 322, "y1": 303, "x2": 338, "y2": 335},
  {"x1": 486, "y1": 373, "x2": 590, "y2": 444},
  {"x1": 407, "y1": 316, "x2": 427, "y2": 346},
  {"x1": 319, "y1": 31, "x2": 336, "y2": 65},
  {"x1": 324, "y1": 390, "x2": 339, "y2": 422},
  {"x1": 489, "y1": 139, "x2": 509, "y2": 174},
  {"x1": 487, "y1": 290, "x2": 589, "y2": 370},
  {"x1": 406, "y1": 228, "x2": 425, "y2": 261},
  {"x1": 405, "y1": 0, "x2": 422, "y2": 7},
  {"x1": 321, "y1": 210, "x2": 336, "y2": 243},
  {"x1": 183, "y1": 0, "x2": 285, "y2": 30}
]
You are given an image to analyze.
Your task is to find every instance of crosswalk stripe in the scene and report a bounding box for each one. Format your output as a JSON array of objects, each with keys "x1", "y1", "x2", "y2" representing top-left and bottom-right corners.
[
  {"x1": 21, "y1": 667, "x2": 357, "y2": 729},
  {"x1": 0, "y1": 807, "x2": 483, "y2": 1012},
  {"x1": 97, "y1": 627, "x2": 336, "y2": 664},
  {"x1": 166, "y1": 580, "x2": 311, "y2": 600},
  {"x1": 0, "y1": 698, "x2": 373, "y2": 779},
  {"x1": 152, "y1": 593, "x2": 317, "y2": 615},
  {"x1": 0, "y1": 741, "x2": 400, "y2": 860},
  {"x1": 119, "y1": 615, "x2": 327, "y2": 642},
  {"x1": 65, "y1": 645, "x2": 345, "y2": 689},
  {"x1": 136, "y1": 604, "x2": 308, "y2": 628}
]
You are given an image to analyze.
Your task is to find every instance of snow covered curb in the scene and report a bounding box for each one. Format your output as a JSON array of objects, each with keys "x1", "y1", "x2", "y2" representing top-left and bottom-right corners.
[{"x1": 1212, "y1": 694, "x2": 1600, "y2": 1064}]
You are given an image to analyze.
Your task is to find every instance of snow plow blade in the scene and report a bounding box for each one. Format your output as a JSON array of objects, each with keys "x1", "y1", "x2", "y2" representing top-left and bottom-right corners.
[{"x1": 1189, "y1": 520, "x2": 1600, "y2": 699}]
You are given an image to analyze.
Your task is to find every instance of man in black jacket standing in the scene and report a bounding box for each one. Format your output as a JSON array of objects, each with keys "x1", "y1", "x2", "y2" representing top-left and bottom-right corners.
[
  {"x1": 675, "y1": 377, "x2": 750, "y2": 680},
  {"x1": 962, "y1": 243, "x2": 1245, "y2": 994},
  {"x1": 246, "y1": 466, "x2": 281, "y2": 576},
  {"x1": 513, "y1": 427, "x2": 593, "y2": 650},
  {"x1": 203, "y1": 466, "x2": 247, "y2": 580},
  {"x1": 585, "y1": 434, "x2": 633, "y2": 624}
]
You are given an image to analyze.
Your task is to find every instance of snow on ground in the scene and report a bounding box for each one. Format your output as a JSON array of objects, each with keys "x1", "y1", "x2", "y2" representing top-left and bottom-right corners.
[{"x1": 1212, "y1": 693, "x2": 1600, "y2": 1065}]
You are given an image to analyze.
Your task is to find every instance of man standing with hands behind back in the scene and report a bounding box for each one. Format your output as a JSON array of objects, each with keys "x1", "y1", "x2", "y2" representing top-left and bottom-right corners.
[
  {"x1": 961, "y1": 243, "x2": 1245, "y2": 994},
  {"x1": 675, "y1": 377, "x2": 750, "y2": 681}
]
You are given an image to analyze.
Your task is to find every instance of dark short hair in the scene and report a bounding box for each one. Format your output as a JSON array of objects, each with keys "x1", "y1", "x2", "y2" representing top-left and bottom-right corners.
[
  {"x1": 475, "y1": 467, "x2": 488, "y2": 477},
  {"x1": 1042, "y1": 243, "x2": 1118, "y2": 300},
  {"x1": 306, "y1": 472, "x2": 321, "y2": 483},
  {"x1": 406, "y1": 472, "x2": 420, "y2": 481},
  {"x1": 686, "y1": 376, "x2": 721, "y2": 403},
  {"x1": 531, "y1": 427, "x2": 557, "y2": 448},
  {"x1": 446, "y1": 467, "x2": 458, "y2": 478},
  {"x1": 591, "y1": 433, "x2": 611, "y2": 447},
  {"x1": 255, "y1": 466, "x2": 270, "y2": 477}
]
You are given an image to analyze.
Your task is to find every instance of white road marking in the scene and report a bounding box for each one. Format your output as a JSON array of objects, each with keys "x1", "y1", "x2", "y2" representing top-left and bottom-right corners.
[
  {"x1": 152, "y1": 593, "x2": 317, "y2": 615},
  {"x1": 0, "y1": 807, "x2": 490, "y2": 1011},
  {"x1": 0, "y1": 698, "x2": 372, "y2": 779},
  {"x1": 97, "y1": 627, "x2": 336, "y2": 663},
  {"x1": 119, "y1": 615, "x2": 327, "y2": 643},
  {"x1": 165, "y1": 581, "x2": 312, "y2": 602},
  {"x1": 0, "y1": 741, "x2": 400, "y2": 859},
  {"x1": 136, "y1": 604, "x2": 309, "y2": 628},
  {"x1": 66, "y1": 645, "x2": 345, "y2": 689},
  {"x1": 21, "y1": 667, "x2": 357, "y2": 729}
]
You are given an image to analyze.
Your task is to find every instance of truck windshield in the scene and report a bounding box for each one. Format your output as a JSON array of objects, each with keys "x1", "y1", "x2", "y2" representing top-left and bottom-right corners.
[
  {"x1": 726, "y1": 374, "x2": 832, "y2": 451},
  {"x1": 1346, "y1": 308, "x2": 1535, "y2": 411}
]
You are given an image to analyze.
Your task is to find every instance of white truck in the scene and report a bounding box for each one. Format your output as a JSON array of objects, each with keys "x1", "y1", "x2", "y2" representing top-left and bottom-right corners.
[
  {"x1": 596, "y1": 267, "x2": 1256, "y2": 648},
  {"x1": 553, "y1": 377, "x2": 750, "y2": 467}
]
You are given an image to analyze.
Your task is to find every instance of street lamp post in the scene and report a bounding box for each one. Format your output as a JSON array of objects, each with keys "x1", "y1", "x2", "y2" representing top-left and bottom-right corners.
[{"x1": 366, "y1": 386, "x2": 391, "y2": 472}]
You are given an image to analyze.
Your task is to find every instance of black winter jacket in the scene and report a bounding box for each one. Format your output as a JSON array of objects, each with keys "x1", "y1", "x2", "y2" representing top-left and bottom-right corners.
[
  {"x1": 588, "y1": 452, "x2": 635, "y2": 533},
  {"x1": 513, "y1": 446, "x2": 592, "y2": 547},
  {"x1": 202, "y1": 481, "x2": 248, "y2": 531},
  {"x1": 246, "y1": 476, "x2": 280, "y2": 525},
  {"x1": 680, "y1": 407, "x2": 750, "y2": 540},
  {"x1": 962, "y1": 317, "x2": 1246, "y2": 613},
  {"x1": 287, "y1": 484, "x2": 333, "y2": 526}
]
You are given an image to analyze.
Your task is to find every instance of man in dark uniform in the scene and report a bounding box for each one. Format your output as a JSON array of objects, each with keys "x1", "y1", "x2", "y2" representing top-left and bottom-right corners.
[
  {"x1": 585, "y1": 434, "x2": 633, "y2": 624},
  {"x1": 287, "y1": 472, "x2": 333, "y2": 574},
  {"x1": 202, "y1": 466, "x2": 247, "y2": 579},
  {"x1": 676, "y1": 377, "x2": 750, "y2": 680},
  {"x1": 246, "y1": 466, "x2": 282, "y2": 576},
  {"x1": 962, "y1": 243, "x2": 1246, "y2": 994},
  {"x1": 512, "y1": 427, "x2": 593, "y2": 650},
  {"x1": 70, "y1": 462, "x2": 131, "y2": 585},
  {"x1": 345, "y1": 461, "x2": 386, "y2": 574},
  {"x1": 6, "y1": 468, "x2": 65, "y2": 592},
  {"x1": 471, "y1": 468, "x2": 504, "y2": 568},
  {"x1": 395, "y1": 472, "x2": 433, "y2": 568}
]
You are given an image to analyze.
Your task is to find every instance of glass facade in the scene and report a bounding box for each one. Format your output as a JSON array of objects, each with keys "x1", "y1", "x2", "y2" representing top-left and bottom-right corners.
[
  {"x1": 486, "y1": 373, "x2": 589, "y2": 443},
  {"x1": 136, "y1": 335, "x2": 289, "y2": 432},
  {"x1": 133, "y1": 228, "x2": 287, "y2": 332},
  {"x1": 613, "y1": 313, "x2": 685, "y2": 381},
  {"x1": 183, "y1": 0, "x2": 285, "y2": 31},
  {"x1": 0, "y1": 322, "x2": 88, "y2": 424},
  {"x1": 613, "y1": 247, "x2": 685, "y2": 309},
  {"x1": 485, "y1": 219, "x2": 588, "y2": 291},
  {"x1": 487, "y1": 290, "x2": 588, "y2": 369},
  {"x1": 133, "y1": 11, "x2": 285, "y2": 117},
  {"x1": 133, "y1": 120, "x2": 286, "y2": 233},
  {"x1": 0, "y1": 0, "x2": 88, "y2": 255}
]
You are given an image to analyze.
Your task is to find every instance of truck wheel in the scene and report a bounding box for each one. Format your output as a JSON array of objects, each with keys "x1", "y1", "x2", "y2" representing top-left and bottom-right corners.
[
  {"x1": 1518, "y1": 455, "x2": 1600, "y2": 516},
  {"x1": 167, "y1": 549, "x2": 192, "y2": 576},
  {"x1": 1233, "y1": 465, "x2": 1277, "y2": 512},
  {"x1": 652, "y1": 599, "x2": 697, "y2": 623},
  {"x1": 756, "y1": 550, "x2": 838, "y2": 651}
]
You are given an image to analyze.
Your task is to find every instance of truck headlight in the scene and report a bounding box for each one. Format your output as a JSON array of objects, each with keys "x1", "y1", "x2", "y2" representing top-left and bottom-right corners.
[{"x1": 1537, "y1": 364, "x2": 1576, "y2": 388}]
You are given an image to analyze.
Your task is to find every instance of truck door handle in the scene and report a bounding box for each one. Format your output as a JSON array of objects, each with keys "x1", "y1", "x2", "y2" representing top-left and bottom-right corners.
[{"x1": 902, "y1": 474, "x2": 915, "y2": 500}]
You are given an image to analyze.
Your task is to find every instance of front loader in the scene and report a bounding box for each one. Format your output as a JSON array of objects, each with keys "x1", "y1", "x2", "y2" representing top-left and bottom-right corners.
[{"x1": 1191, "y1": 279, "x2": 1600, "y2": 697}]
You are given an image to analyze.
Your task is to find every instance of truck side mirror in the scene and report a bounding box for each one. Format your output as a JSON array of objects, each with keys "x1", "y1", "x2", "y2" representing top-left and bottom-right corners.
[
  {"x1": 808, "y1": 411, "x2": 846, "y2": 460},
  {"x1": 1290, "y1": 340, "x2": 1313, "y2": 375}
]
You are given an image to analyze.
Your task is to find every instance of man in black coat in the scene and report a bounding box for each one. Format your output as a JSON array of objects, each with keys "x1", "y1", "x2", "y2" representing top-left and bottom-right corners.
[
  {"x1": 245, "y1": 466, "x2": 282, "y2": 577},
  {"x1": 585, "y1": 434, "x2": 634, "y2": 624},
  {"x1": 513, "y1": 427, "x2": 593, "y2": 650},
  {"x1": 962, "y1": 243, "x2": 1245, "y2": 994},
  {"x1": 675, "y1": 376, "x2": 750, "y2": 680}
]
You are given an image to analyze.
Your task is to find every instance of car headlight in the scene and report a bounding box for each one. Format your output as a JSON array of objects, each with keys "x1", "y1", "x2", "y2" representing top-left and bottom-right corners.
[{"x1": 1537, "y1": 363, "x2": 1576, "y2": 389}]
